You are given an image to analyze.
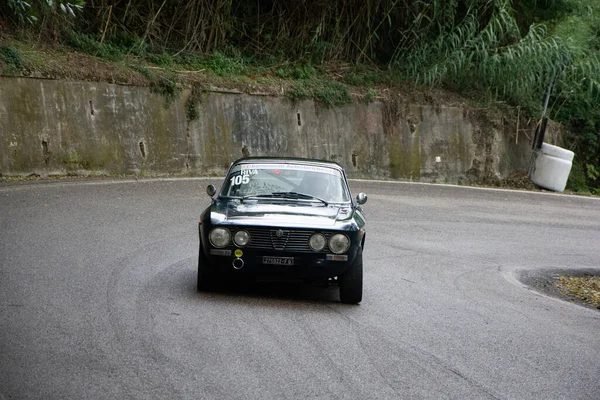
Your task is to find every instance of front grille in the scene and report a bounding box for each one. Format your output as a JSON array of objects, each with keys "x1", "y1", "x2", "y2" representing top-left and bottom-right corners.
[
  {"x1": 269, "y1": 229, "x2": 289, "y2": 250},
  {"x1": 245, "y1": 228, "x2": 331, "y2": 252}
]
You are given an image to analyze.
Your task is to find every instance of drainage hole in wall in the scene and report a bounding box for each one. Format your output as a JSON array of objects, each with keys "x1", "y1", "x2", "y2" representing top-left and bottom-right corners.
[
  {"x1": 89, "y1": 101, "x2": 95, "y2": 116},
  {"x1": 352, "y1": 153, "x2": 357, "y2": 168},
  {"x1": 42, "y1": 140, "x2": 50, "y2": 164},
  {"x1": 297, "y1": 113, "x2": 302, "y2": 126},
  {"x1": 139, "y1": 141, "x2": 146, "y2": 158}
]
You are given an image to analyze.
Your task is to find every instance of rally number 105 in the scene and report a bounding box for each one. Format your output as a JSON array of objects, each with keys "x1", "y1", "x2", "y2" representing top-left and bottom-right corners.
[{"x1": 230, "y1": 175, "x2": 250, "y2": 185}]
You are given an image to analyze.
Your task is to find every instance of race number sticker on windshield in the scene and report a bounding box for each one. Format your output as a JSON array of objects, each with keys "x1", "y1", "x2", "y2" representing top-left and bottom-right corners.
[
  {"x1": 230, "y1": 174, "x2": 249, "y2": 185},
  {"x1": 230, "y1": 168, "x2": 257, "y2": 186}
]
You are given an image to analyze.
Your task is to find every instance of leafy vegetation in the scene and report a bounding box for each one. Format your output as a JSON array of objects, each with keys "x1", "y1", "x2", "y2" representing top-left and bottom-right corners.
[
  {"x1": 150, "y1": 76, "x2": 180, "y2": 108},
  {"x1": 0, "y1": 45, "x2": 24, "y2": 73},
  {"x1": 555, "y1": 276, "x2": 600, "y2": 308},
  {"x1": 315, "y1": 82, "x2": 353, "y2": 107},
  {"x1": 5, "y1": 0, "x2": 84, "y2": 24},
  {"x1": 364, "y1": 89, "x2": 377, "y2": 104},
  {"x1": 185, "y1": 85, "x2": 204, "y2": 122},
  {"x1": 287, "y1": 81, "x2": 352, "y2": 106},
  {"x1": 64, "y1": 30, "x2": 124, "y2": 61},
  {"x1": 0, "y1": 0, "x2": 598, "y2": 190}
]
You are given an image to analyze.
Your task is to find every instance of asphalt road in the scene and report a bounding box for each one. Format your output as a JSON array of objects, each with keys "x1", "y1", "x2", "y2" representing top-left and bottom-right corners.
[{"x1": 1, "y1": 178, "x2": 599, "y2": 400}]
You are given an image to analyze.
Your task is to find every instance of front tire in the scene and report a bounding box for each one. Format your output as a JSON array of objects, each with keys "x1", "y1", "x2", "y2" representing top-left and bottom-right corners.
[
  {"x1": 197, "y1": 242, "x2": 214, "y2": 291},
  {"x1": 339, "y1": 248, "x2": 363, "y2": 304}
]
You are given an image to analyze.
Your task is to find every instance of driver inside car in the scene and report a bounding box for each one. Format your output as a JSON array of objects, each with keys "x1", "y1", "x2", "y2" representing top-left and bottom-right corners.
[{"x1": 296, "y1": 171, "x2": 330, "y2": 201}]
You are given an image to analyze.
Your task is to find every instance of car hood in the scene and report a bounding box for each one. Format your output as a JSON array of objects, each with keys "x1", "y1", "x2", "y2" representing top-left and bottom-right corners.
[{"x1": 210, "y1": 199, "x2": 353, "y2": 228}]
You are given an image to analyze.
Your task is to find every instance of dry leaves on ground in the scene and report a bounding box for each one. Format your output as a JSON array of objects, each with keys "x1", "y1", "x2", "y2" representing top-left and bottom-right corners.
[{"x1": 554, "y1": 276, "x2": 600, "y2": 309}]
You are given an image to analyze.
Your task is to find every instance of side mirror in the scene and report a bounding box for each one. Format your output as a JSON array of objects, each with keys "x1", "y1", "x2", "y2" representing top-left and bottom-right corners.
[
  {"x1": 206, "y1": 184, "x2": 216, "y2": 197},
  {"x1": 356, "y1": 193, "x2": 368, "y2": 205}
]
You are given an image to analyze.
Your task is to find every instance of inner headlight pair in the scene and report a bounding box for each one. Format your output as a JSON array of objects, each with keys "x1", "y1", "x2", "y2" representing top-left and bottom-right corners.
[
  {"x1": 209, "y1": 228, "x2": 249, "y2": 248},
  {"x1": 309, "y1": 233, "x2": 350, "y2": 254}
]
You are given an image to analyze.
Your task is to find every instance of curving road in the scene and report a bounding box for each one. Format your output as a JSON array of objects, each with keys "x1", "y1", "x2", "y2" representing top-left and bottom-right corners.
[{"x1": 1, "y1": 178, "x2": 599, "y2": 399}]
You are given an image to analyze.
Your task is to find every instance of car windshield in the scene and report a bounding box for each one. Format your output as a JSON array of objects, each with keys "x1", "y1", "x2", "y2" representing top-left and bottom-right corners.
[{"x1": 220, "y1": 162, "x2": 351, "y2": 203}]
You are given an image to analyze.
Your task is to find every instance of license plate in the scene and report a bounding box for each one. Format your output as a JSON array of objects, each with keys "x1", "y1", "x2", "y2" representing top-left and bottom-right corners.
[{"x1": 262, "y1": 256, "x2": 294, "y2": 265}]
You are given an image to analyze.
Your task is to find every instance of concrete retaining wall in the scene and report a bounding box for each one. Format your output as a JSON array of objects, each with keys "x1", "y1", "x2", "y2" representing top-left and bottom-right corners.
[{"x1": 0, "y1": 77, "x2": 548, "y2": 182}]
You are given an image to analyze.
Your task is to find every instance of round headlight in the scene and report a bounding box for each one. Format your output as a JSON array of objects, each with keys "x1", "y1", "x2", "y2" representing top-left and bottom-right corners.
[
  {"x1": 328, "y1": 234, "x2": 350, "y2": 254},
  {"x1": 209, "y1": 228, "x2": 231, "y2": 248},
  {"x1": 233, "y1": 230, "x2": 250, "y2": 247},
  {"x1": 309, "y1": 233, "x2": 326, "y2": 251}
]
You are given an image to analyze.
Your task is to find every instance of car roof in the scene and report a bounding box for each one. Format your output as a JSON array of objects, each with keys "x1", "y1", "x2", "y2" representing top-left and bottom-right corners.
[{"x1": 231, "y1": 157, "x2": 344, "y2": 170}]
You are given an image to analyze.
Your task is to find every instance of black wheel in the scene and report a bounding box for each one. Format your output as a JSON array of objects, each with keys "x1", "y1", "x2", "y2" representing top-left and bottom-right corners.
[
  {"x1": 339, "y1": 248, "x2": 363, "y2": 304},
  {"x1": 197, "y1": 242, "x2": 214, "y2": 291}
]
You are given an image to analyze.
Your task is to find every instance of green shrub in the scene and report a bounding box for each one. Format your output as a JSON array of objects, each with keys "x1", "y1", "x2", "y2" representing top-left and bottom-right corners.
[
  {"x1": 64, "y1": 30, "x2": 123, "y2": 61},
  {"x1": 174, "y1": 53, "x2": 204, "y2": 69},
  {"x1": 96, "y1": 45, "x2": 124, "y2": 62},
  {"x1": 287, "y1": 83, "x2": 312, "y2": 102},
  {"x1": 344, "y1": 73, "x2": 365, "y2": 86},
  {"x1": 364, "y1": 88, "x2": 377, "y2": 103},
  {"x1": 315, "y1": 81, "x2": 352, "y2": 106},
  {"x1": 343, "y1": 68, "x2": 392, "y2": 86},
  {"x1": 306, "y1": 41, "x2": 333, "y2": 64},
  {"x1": 185, "y1": 85, "x2": 205, "y2": 122},
  {"x1": 206, "y1": 51, "x2": 244, "y2": 75},
  {"x1": 566, "y1": 162, "x2": 590, "y2": 193},
  {"x1": 293, "y1": 65, "x2": 316, "y2": 79},
  {"x1": 275, "y1": 67, "x2": 291, "y2": 78},
  {"x1": 150, "y1": 77, "x2": 180, "y2": 108},
  {"x1": 135, "y1": 66, "x2": 153, "y2": 80},
  {"x1": 0, "y1": 45, "x2": 24, "y2": 72},
  {"x1": 147, "y1": 52, "x2": 173, "y2": 67},
  {"x1": 107, "y1": 32, "x2": 147, "y2": 56}
]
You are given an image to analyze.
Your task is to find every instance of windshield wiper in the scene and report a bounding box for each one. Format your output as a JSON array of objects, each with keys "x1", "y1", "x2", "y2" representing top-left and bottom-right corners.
[
  {"x1": 241, "y1": 193, "x2": 278, "y2": 202},
  {"x1": 271, "y1": 192, "x2": 328, "y2": 205},
  {"x1": 242, "y1": 192, "x2": 328, "y2": 205}
]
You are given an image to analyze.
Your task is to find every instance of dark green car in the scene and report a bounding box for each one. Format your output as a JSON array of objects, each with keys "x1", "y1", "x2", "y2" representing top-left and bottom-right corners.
[{"x1": 198, "y1": 157, "x2": 367, "y2": 304}]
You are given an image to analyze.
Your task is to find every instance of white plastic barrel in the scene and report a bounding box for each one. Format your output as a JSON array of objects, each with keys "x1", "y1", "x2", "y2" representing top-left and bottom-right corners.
[{"x1": 529, "y1": 143, "x2": 574, "y2": 192}]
